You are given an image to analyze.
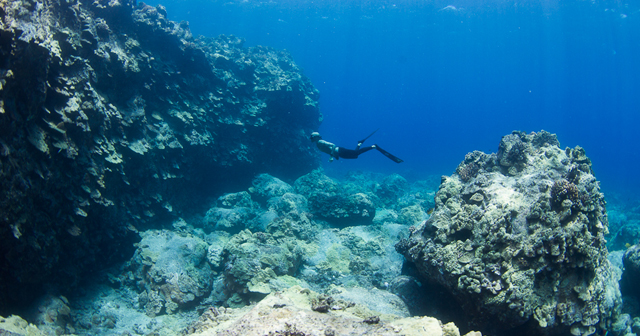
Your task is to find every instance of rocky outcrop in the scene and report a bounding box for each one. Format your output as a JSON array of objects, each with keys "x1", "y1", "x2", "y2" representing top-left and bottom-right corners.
[
  {"x1": 622, "y1": 245, "x2": 640, "y2": 302},
  {"x1": 1, "y1": 286, "x2": 482, "y2": 336},
  {"x1": 309, "y1": 192, "x2": 377, "y2": 226},
  {"x1": 0, "y1": 168, "x2": 443, "y2": 334},
  {"x1": 397, "y1": 131, "x2": 621, "y2": 336},
  {"x1": 0, "y1": 0, "x2": 321, "y2": 312},
  {"x1": 122, "y1": 230, "x2": 212, "y2": 317},
  {"x1": 183, "y1": 285, "x2": 480, "y2": 336},
  {"x1": 192, "y1": 171, "x2": 428, "y2": 308}
]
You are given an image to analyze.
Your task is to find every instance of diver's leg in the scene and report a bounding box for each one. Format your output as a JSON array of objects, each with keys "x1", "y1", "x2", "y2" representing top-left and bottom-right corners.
[
  {"x1": 337, "y1": 147, "x2": 360, "y2": 159},
  {"x1": 355, "y1": 145, "x2": 376, "y2": 155}
]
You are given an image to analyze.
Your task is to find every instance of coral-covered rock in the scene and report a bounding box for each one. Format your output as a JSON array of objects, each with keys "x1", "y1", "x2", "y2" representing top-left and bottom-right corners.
[
  {"x1": 125, "y1": 230, "x2": 212, "y2": 316},
  {"x1": 376, "y1": 173, "x2": 409, "y2": 207},
  {"x1": 398, "y1": 204, "x2": 427, "y2": 225},
  {"x1": 0, "y1": 0, "x2": 320, "y2": 310},
  {"x1": 31, "y1": 295, "x2": 72, "y2": 335},
  {"x1": 301, "y1": 224, "x2": 407, "y2": 290},
  {"x1": 265, "y1": 201, "x2": 318, "y2": 240},
  {"x1": 309, "y1": 192, "x2": 376, "y2": 226},
  {"x1": 397, "y1": 131, "x2": 620, "y2": 336},
  {"x1": 293, "y1": 168, "x2": 340, "y2": 198},
  {"x1": 183, "y1": 286, "x2": 479, "y2": 336},
  {"x1": 203, "y1": 192, "x2": 260, "y2": 234},
  {"x1": 0, "y1": 315, "x2": 47, "y2": 336},
  {"x1": 249, "y1": 174, "x2": 296, "y2": 205},
  {"x1": 267, "y1": 192, "x2": 308, "y2": 215},
  {"x1": 221, "y1": 230, "x2": 305, "y2": 300},
  {"x1": 622, "y1": 245, "x2": 640, "y2": 302},
  {"x1": 204, "y1": 206, "x2": 257, "y2": 234}
]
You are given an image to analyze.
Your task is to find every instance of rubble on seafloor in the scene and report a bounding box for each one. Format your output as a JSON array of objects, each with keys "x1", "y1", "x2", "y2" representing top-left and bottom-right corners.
[
  {"x1": 0, "y1": 286, "x2": 481, "y2": 336},
  {"x1": 181, "y1": 286, "x2": 480, "y2": 336}
]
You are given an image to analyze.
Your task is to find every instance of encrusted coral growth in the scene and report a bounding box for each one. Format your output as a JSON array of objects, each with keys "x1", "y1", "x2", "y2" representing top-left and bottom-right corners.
[
  {"x1": 296, "y1": 169, "x2": 431, "y2": 227},
  {"x1": 397, "y1": 130, "x2": 620, "y2": 336},
  {"x1": 221, "y1": 229, "x2": 306, "y2": 300},
  {"x1": 180, "y1": 286, "x2": 478, "y2": 336},
  {"x1": 0, "y1": 0, "x2": 321, "y2": 311},
  {"x1": 118, "y1": 229, "x2": 213, "y2": 317},
  {"x1": 457, "y1": 161, "x2": 480, "y2": 182},
  {"x1": 550, "y1": 179, "x2": 582, "y2": 210},
  {"x1": 308, "y1": 193, "x2": 377, "y2": 226},
  {"x1": 184, "y1": 171, "x2": 431, "y2": 309},
  {"x1": 622, "y1": 245, "x2": 640, "y2": 302}
]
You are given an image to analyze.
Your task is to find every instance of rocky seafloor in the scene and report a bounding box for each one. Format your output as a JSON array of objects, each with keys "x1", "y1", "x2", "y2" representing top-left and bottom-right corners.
[
  {"x1": 3, "y1": 1, "x2": 640, "y2": 336},
  {"x1": 2, "y1": 130, "x2": 640, "y2": 336}
]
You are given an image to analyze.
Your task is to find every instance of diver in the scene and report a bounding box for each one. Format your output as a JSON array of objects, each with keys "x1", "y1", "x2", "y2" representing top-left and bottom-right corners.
[{"x1": 310, "y1": 129, "x2": 404, "y2": 163}]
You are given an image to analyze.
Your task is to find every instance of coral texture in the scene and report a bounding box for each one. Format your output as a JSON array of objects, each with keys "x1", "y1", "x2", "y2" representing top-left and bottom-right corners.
[
  {"x1": 1, "y1": 168, "x2": 444, "y2": 335},
  {"x1": 182, "y1": 285, "x2": 480, "y2": 336},
  {"x1": 0, "y1": 0, "x2": 320, "y2": 310},
  {"x1": 397, "y1": 131, "x2": 620, "y2": 336},
  {"x1": 123, "y1": 230, "x2": 212, "y2": 317},
  {"x1": 309, "y1": 192, "x2": 377, "y2": 226},
  {"x1": 622, "y1": 245, "x2": 640, "y2": 302}
]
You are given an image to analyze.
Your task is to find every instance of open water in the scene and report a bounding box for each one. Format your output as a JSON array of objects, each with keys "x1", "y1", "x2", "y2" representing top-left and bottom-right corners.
[{"x1": 145, "y1": 0, "x2": 640, "y2": 196}]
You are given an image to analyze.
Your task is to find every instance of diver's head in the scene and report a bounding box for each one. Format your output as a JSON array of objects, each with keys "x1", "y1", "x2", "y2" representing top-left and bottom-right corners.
[{"x1": 310, "y1": 132, "x2": 322, "y2": 142}]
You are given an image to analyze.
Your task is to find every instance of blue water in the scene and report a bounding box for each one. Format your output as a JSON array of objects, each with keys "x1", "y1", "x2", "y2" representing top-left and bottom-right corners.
[{"x1": 145, "y1": 0, "x2": 640, "y2": 196}]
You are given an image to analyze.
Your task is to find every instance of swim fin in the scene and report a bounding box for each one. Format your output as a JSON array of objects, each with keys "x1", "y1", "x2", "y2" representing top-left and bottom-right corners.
[
  {"x1": 374, "y1": 145, "x2": 404, "y2": 163},
  {"x1": 358, "y1": 128, "x2": 379, "y2": 146}
]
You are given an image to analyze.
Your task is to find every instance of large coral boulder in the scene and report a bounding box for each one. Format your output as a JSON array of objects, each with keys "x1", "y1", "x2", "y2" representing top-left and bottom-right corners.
[{"x1": 397, "y1": 131, "x2": 620, "y2": 336}]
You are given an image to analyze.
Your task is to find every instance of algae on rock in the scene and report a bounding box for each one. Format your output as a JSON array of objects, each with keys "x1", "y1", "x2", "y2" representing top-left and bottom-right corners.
[
  {"x1": 183, "y1": 285, "x2": 481, "y2": 336},
  {"x1": 0, "y1": 0, "x2": 321, "y2": 310},
  {"x1": 397, "y1": 131, "x2": 620, "y2": 336}
]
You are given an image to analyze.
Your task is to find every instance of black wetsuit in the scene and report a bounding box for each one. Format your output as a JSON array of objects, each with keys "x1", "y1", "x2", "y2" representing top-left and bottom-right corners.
[
  {"x1": 314, "y1": 138, "x2": 403, "y2": 163},
  {"x1": 337, "y1": 146, "x2": 376, "y2": 159}
]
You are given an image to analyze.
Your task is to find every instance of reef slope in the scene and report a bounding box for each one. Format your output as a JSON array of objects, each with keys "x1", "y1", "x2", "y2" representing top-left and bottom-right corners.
[{"x1": 0, "y1": 0, "x2": 321, "y2": 311}]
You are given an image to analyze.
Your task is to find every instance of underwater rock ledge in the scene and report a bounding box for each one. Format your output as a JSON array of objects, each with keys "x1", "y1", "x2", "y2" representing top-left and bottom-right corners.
[
  {"x1": 0, "y1": 0, "x2": 321, "y2": 311},
  {"x1": 397, "y1": 130, "x2": 621, "y2": 336}
]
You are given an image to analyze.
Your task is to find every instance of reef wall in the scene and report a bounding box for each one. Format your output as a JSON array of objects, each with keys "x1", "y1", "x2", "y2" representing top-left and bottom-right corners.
[
  {"x1": 397, "y1": 131, "x2": 621, "y2": 336},
  {"x1": 0, "y1": 0, "x2": 321, "y2": 311}
]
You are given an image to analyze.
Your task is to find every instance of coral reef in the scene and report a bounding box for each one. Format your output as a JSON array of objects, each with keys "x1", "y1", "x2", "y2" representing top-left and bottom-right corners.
[
  {"x1": 0, "y1": 0, "x2": 320, "y2": 310},
  {"x1": 249, "y1": 173, "x2": 296, "y2": 205},
  {"x1": 221, "y1": 229, "x2": 307, "y2": 300},
  {"x1": 204, "y1": 192, "x2": 261, "y2": 234},
  {"x1": 182, "y1": 285, "x2": 480, "y2": 336},
  {"x1": 622, "y1": 245, "x2": 640, "y2": 302},
  {"x1": 31, "y1": 295, "x2": 72, "y2": 335},
  {"x1": 121, "y1": 230, "x2": 213, "y2": 317},
  {"x1": 209, "y1": 172, "x2": 423, "y2": 303},
  {"x1": 309, "y1": 192, "x2": 377, "y2": 226},
  {"x1": 397, "y1": 131, "x2": 620, "y2": 336},
  {"x1": 6, "y1": 169, "x2": 436, "y2": 335},
  {"x1": 77, "y1": 169, "x2": 434, "y2": 329},
  {"x1": 0, "y1": 315, "x2": 46, "y2": 336}
]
